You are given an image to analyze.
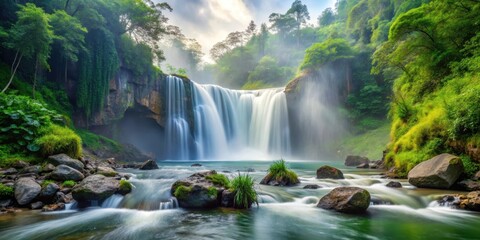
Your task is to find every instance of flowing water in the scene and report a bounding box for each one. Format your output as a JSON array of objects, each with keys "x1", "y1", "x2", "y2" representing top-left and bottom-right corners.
[
  {"x1": 1, "y1": 160, "x2": 479, "y2": 240},
  {"x1": 162, "y1": 76, "x2": 291, "y2": 160}
]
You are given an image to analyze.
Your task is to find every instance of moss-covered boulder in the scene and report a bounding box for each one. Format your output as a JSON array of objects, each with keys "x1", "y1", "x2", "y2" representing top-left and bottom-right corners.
[
  {"x1": 72, "y1": 174, "x2": 130, "y2": 206},
  {"x1": 316, "y1": 166, "x2": 344, "y2": 179},
  {"x1": 408, "y1": 154, "x2": 464, "y2": 189},
  {"x1": 317, "y1": 187, "x2": 370, "y2": 214},
  {"x1": 171, "y1": 170, "x2": 229, "y2": 209},
  {"x1": 260, "y1": 160, "x2": 300, "y2": 186}
]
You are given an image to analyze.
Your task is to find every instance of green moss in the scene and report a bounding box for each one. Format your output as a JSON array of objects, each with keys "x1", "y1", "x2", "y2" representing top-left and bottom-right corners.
[
  {"x1": 62, "y1": 180, "x2": 76, "y2": 188},
  {"x1": 173, "y1": 185, "x2": 192, "y2": 200},
  {"x1": 0, "y1": 183, "x2": 14, "y2": 200},
  {"x1": 231, "y1": 174, "x2": 257, "y2": 209},
  {"x1": 41, "y1": 180, "x2": 55, "y2": 188},
  {"x1": 75, "y1": 129, "x2": 122, "y2": 152},
  {"x1": 119, "y1": 179, "x2": 132, "y2": 193},
  {"x1": 206, "y1": 174, "x2": 231, "y2": 188},
  {"x1": 207, "y1": 187, "x2": 218, "y2": 198},
  {"x1": 36, "y1": 124, "x2": 82, "y2": 159}
]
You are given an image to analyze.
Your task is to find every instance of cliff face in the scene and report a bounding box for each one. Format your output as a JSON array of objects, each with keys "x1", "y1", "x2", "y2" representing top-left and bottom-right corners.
[{"x1": 73, "y1": 68, "x2": 168, "y2": 129}]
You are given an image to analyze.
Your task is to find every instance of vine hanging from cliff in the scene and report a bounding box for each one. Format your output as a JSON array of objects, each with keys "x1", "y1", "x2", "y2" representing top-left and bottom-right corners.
[{"x1": 77, "y1": 28, "x2": 119, "y2": 120}]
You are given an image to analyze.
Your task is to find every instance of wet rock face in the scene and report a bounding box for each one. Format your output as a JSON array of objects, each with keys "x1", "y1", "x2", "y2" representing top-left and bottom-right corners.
[
  {"x1": 139, "y1": 160, "x2": 159, "y2": 170},
  {"x1": 408, "y1": 153, "x2": 464, "y2": 189},
  {"x1": 14, "y1": 178, "x2": 41, "y2": 206},
  {"x1": 317, "y1": 187, "x2": 371, "y2": 214},
  {"x1": 316, "y1": 166, "x2": 344, "y2": 179}
]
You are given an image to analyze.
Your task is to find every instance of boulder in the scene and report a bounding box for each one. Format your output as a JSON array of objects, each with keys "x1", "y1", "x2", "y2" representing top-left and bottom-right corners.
[
  {"x1": 356, "y1": 163, "x2": 369, "y2": 169},
  {"x1": 191, "y1": 163, "x2": 202, "y2": 167},
  {"x1": 72, "y1": 175, "x2": 120, "y2": 204},
  {"x1": 386, "y1": 181, "x2": 402, "y2": 188},
  {"x1": 221, "y1": 190, "x2": 235, "y2": 208},
  {"x1": 50, "y1": 165, "x2": 85, "y2": 181},
  {"x1": 12, "y1": 160, "x2": 29, "y2": 169},
  {"x1": 260, "y1": 173, "x2": 300, "y2": 186},
  {"x1": 23, "y1": 165, "x2": 41, "y2": 174},
  {"x1": 1, "y1": 168, "x2": 17, "y2": 175},
  {"x1": 473, "y1": 171, "x2": 480, "y2": 181},
  {"x1": 408, "y1": 154, "x2": 464, "y2": 189},
  {"x1": 41, "y1": 164, "x2": 56, "y2": 173},
  {"x1": 303, "y1": 184, "x2": 321, "y2": 189},
  {"x1": 96, "y1": 166, "x2": 117, "y2": 177},
  {"x1": 30, "y1": 201, "x2": 44, "y2": 210},
  {"x1": 440, "y1": 191, "x2": 480, "y2": 212},
  {"x1": 317, "y1": 187, "x2": 370, "y2": 214},
  {"x1": 455, "y1": 180, "x2": 480, "y2": 191},
  {"x1": 48, "y1": 154, "x2": 84, "y2": 172},
  {"x1": 316, "y1": 166, "x2": 344, "y2": 179},
  {"x1": 139, "y1": 160, "x2": 159, "y2": 170},
  {"x1": 171, "y1": 170, "x2": 226, "y2": 209},
  {"x1": 14, "y1": 178, "x2": 41, "y2": 205},
  {"x1": 39, "y1": 183, "x2": 60, "y2": 202},
  {"x1": 345, "y1": 156, "x2": 369, "y2": 167}
]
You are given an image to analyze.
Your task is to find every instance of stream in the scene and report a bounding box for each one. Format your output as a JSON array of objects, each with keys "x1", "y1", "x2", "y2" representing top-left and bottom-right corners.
[{"x1": 1, "y1": 160, "x2": 479, "y2": 240}]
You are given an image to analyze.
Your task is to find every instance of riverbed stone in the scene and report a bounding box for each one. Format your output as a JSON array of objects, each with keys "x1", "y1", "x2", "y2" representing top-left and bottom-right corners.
[
  {"x1": 139, "y1": 159, "x2": 159, "y2": 170},
  {"x1": 221, "y1": 189, "x2": 235, "y2": 207},
  {"x1": 97, "y1": 166, "x2": 117, "y2": 177},
  {"x1": 316, "y1": 166, "x2": 344, "y2": 179},
  {"x1": 39, "y1": 183, "x2": 60, "y2": 203},
  {"x1": 345, "y1": 156, "x2": 369, "y2": 167},
  {"x1": 456, "y1": 179, "x2": 480, "y2": 191},
  {"x1": 72, "y1": 174, "x2": 121, "y2": 204},
  {"x1": 48, "y1": 154, "x2": 85, "y2": 172},
  {"x1": 303, "y1": 184, "x2": 321, "y2": 189},
  {"x1": 440, "y1": 191, "x2": 480, "y2": 212},
  {"x1": 42, "y1": 203, "x2": 65, "y2": 212},
  {"x1": 317, "y1": 187, "x2": 370, "y2": 214},
  {"x1": 14, "y1": 177, "x2": 41, "y2": 205},
  {"x1": 408, "y1": 153, "x2": 464, "y2": 189},
  {"x1": 171, "y1": 170, "x2": 227, "y2": 209},
  {"x1": 30, "y1": 201, "x2": 44, "y2": 210},
  {"x1": 50, "y1": 165, "x2": 85, "y2": 181},
  {"x1": 191, "y1": 163, "x2": 202, "y2": 167},
  {"x1": 386, "y1": 181, "x2": 402, "y2": 188}
]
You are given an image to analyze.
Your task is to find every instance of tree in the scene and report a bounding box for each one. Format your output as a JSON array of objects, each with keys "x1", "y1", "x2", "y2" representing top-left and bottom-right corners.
[
  {"x1": 50, "y1": 10, "x2": 87, "y2": 82},
  {"x1": 2, "y1": 3, "x2": 54, "y2": 95},
  {"x1": 268, "y1": 13, "x2": 296, "y2": 39},
  {"x1": 318, "y1": 7, "x2": 335, "y2": 27},
  {"x1": 286, "y1": 0, "x2": 310, "y2": 46},
  {"x1": 300, "y1": 38, "x2": 354, "y2": 71},
  {"x1": 244, "y1": 20, "x2": 257, "y2": 42},
  {"x1": 258, "y1": 23, "x2": 269, "y2": 57},
  {"x1": 210, "y1": 42, "x2": 230, "y2": 61}
]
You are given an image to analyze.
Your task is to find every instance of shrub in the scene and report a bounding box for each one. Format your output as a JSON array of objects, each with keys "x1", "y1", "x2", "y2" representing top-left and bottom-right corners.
[
  {"x1": 266, "y1": 159, "x2": 299, "y2": 183},
  {"x1": 0, "y1": 183, "x2": 14, "y2": 199},
  {"x1": 230, "y1": 174, "x2": 257, "y2": 209},
  {"x1": 36, "y1": 124, "x2": 82, "y2": 158},
  {"x1": 206, "y1": 173, "x2": 231, "y2": 188},
  {"x1": 460, "y1": 155, "x2": 480, "y2": 178},
  {"x1": 119, "y1": 179, "x2": 133, "y2": 193},
  {"x1": 0, "y1": 94, "x2": 62, "y2": 153},
  {"x1": 207, "y1": 186, "x2": 218, "y2": 198},
  {"x1": 62, "y1": 180, "x2": 76, "y2": 188}
]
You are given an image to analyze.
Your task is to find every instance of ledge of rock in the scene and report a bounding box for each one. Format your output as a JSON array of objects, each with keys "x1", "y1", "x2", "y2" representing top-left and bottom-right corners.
[
  {"x1": 317, "y1": 187, "x2": 370, "y2": 214},
  {"x1": 408, "y1": 154, "x2": 464, "y2": 189},
  {"x1": 316, "y1": 166, "x2": 344, "y2": 179}
]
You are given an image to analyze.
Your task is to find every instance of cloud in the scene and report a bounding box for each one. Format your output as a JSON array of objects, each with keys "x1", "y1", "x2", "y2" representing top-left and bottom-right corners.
[{"x1": 161, "y1": 0, "x2": 336, "y2": 62}]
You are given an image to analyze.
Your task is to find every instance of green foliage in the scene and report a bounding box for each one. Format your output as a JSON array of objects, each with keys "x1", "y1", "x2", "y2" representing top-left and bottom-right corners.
[
  {"x1": 173, "y1": 185, "x2": 192, "y2": 200},
  {"x1": 0, "y1": 183, "x2": 14, "y2": 200},
  {"x1": 206, "y1": 174, "x2": 231, "y2": 188},
  {"x1": 119, "y1": 35, "x2": 158, "y2": 79},
  {"x1": 50, "y1": 10, "x2": 87, "y2": 63},
  {"x1": 0, "y1": 94, "x2": 62, "y2": 154},
  {"x1": 267, "y1": 159, "x2": 299, "y2": 183},
  {"x1": 62, "y1": 180, "x2": 76, "y2": 188},
  {"x1": 246, "y1": 56, "x2": 294, "y2": 87},
  {"x1": 41, "y1": 180, "x2": 55, "y2": 188},
  {"x1": 241, "y1": 81, "x2": 273, "y2": 90},
  {"x1": 119, "y1": 179, "x2": 133, "y2": 193},
  {"x1": 36, "y1": 124, "x2": 82, "y2": 159},
  {"x1": 77, "y1": 28, "x2": 119, "y2": 119},
  {"x1": 460, "y1": 155, "x2": 479, "y2": 178},
  {"x1": 230, "y1": 174, "x2": 257, "y2": 209},
  {"x1": 75, "y1": 129, "x2": 122, "y2": 152},
  {"x1": 300, "y1": 38, "x2": 354, "y2": 71}
]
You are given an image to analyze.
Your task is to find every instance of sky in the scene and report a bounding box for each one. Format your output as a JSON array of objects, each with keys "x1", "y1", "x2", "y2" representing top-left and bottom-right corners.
[{"x1": 161, "y1": 0, "x2": 337, "y2": 61}]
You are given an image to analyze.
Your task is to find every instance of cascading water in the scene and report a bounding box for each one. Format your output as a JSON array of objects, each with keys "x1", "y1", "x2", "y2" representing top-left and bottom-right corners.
[{"x1": 163, "y1": 76, "x2": 291, "y2": 160}]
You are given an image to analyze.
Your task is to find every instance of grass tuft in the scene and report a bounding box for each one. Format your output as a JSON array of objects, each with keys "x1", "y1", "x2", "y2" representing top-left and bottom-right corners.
[{"x1": 231, "y1": 174, "x2": 257, "y2": 209}]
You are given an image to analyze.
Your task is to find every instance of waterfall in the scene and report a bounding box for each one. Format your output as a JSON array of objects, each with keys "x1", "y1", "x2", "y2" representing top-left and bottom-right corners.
[{"x1": 163, "y1": 76, "x2": 291, "y2": 160}]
